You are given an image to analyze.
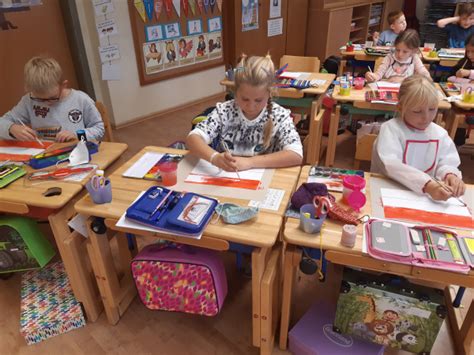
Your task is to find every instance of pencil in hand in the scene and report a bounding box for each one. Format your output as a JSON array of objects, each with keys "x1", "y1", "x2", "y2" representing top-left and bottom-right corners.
[
  {"x1": 14, "y1": 118, "x2": 44, "y2": 147},
  {"x1": 433, "y1": 178, "x2": 467, "y2": 207},
  {"x1": 221, "y1": 140, "x2": 241, "y2": 180}
]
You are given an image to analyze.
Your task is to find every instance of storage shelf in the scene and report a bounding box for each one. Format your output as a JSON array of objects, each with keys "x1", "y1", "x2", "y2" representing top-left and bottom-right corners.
[
  {"x1": 369, "y1": 23, "x2": 380, "y2": 27},
  {"x1": 352, "y1": 16, "x2": 366, "y2": 21},
  {"x1": 350, "y1": 26, "x2": 365, "y2": 33},
  {"x1": 350, "y1": 37, "x2": 365, "y2": 43}
]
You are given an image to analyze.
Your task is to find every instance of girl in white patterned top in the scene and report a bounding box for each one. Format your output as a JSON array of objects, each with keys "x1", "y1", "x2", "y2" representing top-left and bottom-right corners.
[{"x1": 186, "y1": 54, "x2": 303, "y2": 172}]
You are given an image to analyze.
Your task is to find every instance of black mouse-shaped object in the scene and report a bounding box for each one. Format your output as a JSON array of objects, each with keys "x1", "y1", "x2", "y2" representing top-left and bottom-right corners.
[
  {"x1": 299, "y1": 257, "x2": 318, "y2": 275},
  {"x1": 43, "y1": 187, "x2": 62, "y2": 197}
]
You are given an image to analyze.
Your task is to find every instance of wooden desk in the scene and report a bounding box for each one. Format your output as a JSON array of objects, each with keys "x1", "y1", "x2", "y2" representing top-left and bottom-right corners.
[
  {"x1": 326, "y1": 84, "x2": 451, "y2": 167},
  {"x1": 0, "y1": 141, "x2": 128, "y2": 322},
  {"x1": 421, "y1": 50, "x2": 462, "y2": 67},
  {"x1": 74, "y1": 146, "x2": 301, "y2": 354},
  {"x1": 439, "y1": 85, "x2": 474, "y2": 139},
  {"x1": 340, "y1": 49, "x2": 380, "y2": 63},
  {"x1": 279, "y1": 166, "x2": 474, "y2": 354}
]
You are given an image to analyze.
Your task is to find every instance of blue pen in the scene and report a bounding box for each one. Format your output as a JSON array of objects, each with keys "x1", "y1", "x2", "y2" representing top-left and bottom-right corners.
[{"x1": 154, "y1": 191, "x2": 179, "y2": 221}]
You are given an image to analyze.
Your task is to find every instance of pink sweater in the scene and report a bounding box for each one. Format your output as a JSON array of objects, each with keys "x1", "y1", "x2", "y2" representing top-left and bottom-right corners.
[{"x1": 373, "y1": 53, "x2": 430, "y2": 81}]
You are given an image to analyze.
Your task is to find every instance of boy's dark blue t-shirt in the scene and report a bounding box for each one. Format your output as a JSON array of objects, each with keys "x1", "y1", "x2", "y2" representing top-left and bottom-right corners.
[{"x1": 446, "y1": 23, "x2": 474, "y2": 48}]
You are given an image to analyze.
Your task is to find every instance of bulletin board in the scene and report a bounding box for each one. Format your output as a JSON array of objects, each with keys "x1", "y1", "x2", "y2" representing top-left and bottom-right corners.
[{"x1": 128, "y1": 0, "x2": 224, "y2": 86}]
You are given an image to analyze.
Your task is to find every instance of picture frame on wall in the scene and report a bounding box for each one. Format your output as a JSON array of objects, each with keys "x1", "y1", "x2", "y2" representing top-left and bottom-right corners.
[
  {"x1": 145, "y1": 24, "x2": 164, "y2": 42},
  {"x1": 208, "y1": 16, "x2": 222, "y2": 32},
  {"x1": 187, "y1": 19, "x2": 203, "y2": 35},
  {"x1": 164, "y1": 22, "x2": 181, "y2": 39}
]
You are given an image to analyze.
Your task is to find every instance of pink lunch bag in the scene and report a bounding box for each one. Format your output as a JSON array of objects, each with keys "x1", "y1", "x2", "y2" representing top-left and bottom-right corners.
[{"x1": 131, "y1": 243, "x2": 227, "y2": 316}]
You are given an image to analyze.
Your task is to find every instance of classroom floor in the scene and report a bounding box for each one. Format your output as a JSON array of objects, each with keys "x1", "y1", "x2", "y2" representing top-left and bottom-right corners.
[{"x1": 1, "y1": 94, "x2": 473, "y2": 354}]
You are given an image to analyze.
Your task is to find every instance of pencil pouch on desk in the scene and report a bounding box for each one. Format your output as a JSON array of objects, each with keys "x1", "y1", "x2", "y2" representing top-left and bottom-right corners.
[
  {"x1": 0, "y1": 164, "x2": 27, "y2": 188},
  {"x1": 29, "y1": 142, "x2": 99, "y2": 169},
  {"x1": 126, "y1": 186, "x2": 218, "y2": 237},
  {"x1": 364, "y1": 219, "x2": 472, "y2": 273}
]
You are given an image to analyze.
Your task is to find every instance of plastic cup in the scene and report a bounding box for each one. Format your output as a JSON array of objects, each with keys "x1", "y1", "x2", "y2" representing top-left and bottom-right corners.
[
  {"x1": 339, "y1": 84, "x2": 351, "y2": 96},
  {"x1": 299, "y1": 204, "x2": 326, "y2": 234},
  {"x1": 342, "y1": 175, "x2": 366, "y2": 211},
  {"x1": 159, "y1": 161, "x2": 178, "y2": 186},
  {"x1": 354, "y1": 77, "x2": 365, "y2": 90}
]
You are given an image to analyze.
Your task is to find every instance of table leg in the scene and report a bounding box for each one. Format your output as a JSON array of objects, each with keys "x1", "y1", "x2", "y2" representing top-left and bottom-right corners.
[
  {"x1": 446, "y1": 286, "x2": 474, "y2": 355},
  {"x1": 252, "y1": 246, "x2": 271, "y2": 347},
  {"x1": 48, "y1": 195, "x2": 103, "y2": 321},
  {"x1": 449, "y1": 112, "x2": 463, "y2": 140},
  {"x1": 325, "y1": 105, "x2": 340, "y2": 167},
  {"x1": 279, "y1": 244, "x2": 302, "y2": 350}
]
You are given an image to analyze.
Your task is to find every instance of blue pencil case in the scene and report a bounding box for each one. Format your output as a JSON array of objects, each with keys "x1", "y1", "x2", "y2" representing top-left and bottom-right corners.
[
  {"x1": 29, "y1": 142, "x2": 99, "y2": 169},
  {"x1": 126, "y1": 186, "x2": 218, "y2": 237}
]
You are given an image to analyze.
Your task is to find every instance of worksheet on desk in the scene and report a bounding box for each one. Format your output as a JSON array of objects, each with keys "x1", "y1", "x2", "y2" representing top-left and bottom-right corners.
[{"x1": 185, "y1": 159, "x2": 265, "y2": 190}]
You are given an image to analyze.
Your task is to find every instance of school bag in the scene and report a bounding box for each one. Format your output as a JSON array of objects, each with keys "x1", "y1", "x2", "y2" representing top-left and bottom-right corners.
[
  {"x1": 131, "y1": 242, "x2": 228, "y2": 316},
  {"x1": 322, "y1": 55, "x2": 341, "y2": 75}
]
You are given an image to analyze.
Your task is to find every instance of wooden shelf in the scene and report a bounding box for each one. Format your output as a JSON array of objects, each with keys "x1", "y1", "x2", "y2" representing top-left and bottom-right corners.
[
  {"x1": 350, "y1": 37, "x2": 365, "y2": 43},
  {"x1": 352, "y1": 16, "x2": 366, "y2": 21},
  {"x1": 350, "y1": 26, "x2": 365, "y2": 32},
  {"x1": 369, "y1": 23, "x2": 380, "y2": 27}
]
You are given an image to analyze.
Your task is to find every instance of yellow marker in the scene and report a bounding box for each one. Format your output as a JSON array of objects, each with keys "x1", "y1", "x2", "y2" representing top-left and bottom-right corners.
[
  {"x1": 446, "y1": 233, "x2": 463, "y2": 263},
  {"x1": 303, "y1": 212, "x2": 311, "y2": 219}
]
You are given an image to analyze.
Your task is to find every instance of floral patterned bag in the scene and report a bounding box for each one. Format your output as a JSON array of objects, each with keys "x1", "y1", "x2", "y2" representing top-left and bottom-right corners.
[{"x1": 131, "y1": 243, "x2": 227, "y2": 316}]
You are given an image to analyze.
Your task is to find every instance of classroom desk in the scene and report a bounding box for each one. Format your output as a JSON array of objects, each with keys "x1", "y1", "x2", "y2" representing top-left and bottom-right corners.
[
  {"x1": 74, "y1": 146, "x2": 301, "y2": 353},
  {"x1": 279, "y1": 166, "x2": 474, "y2": 354},
  {"x1": 340, "y1": 49, "x2": 380, "y2": 63},
  {"x1": 326, "y1": 84, "x2": 451, "y2": 167},
  {"x1": 439, "y1": 85, "x2": 474, "y2": 139},
  {"x1": 421, "y1": 50, "x2": 462, "y2": 67},
  {"x1": 0, "y1": 141, "x2": 128, "y2": 322}
]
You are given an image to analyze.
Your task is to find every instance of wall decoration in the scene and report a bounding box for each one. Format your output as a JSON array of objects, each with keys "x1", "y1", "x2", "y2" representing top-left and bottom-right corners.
[
  {"x1": 242, "y1": 0, "x2": 258, "y2": 32},
  {"x1": 128, "y1": 0, "x2": 224, "y2": 85}
]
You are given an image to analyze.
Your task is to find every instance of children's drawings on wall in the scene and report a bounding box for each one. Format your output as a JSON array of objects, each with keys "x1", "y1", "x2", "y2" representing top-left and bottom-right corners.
[
  {"x1": 164, "y1": 22, "x2": 180, "y2": 39},
  {"x1": 242, "y1": 0, "x2": 259, "y2": 32},
  {"x1": 195, "y1": 33, "x2": 208, "y2": 61},
  {"x1": 143, "y1": 41, "x2": 163, "y2": 74},
  {"x1": 178, "y1": 36, "x2": 195, "y2": 65},
  {"x1": 164, "y1": 40, "x2": 178, "y2": 69},
  {"x1": 145, "y1": 24, "x2": 163, "y2": 42},
  {"x1": 208, "y1": 16, "x2": 221, "y2": 32},
  {"x1": 187, "y1": 19, "x2": 202, "y2": 35},
  {"x1": 207, "y1": 31, "x2": 222, "y2": 59},
  {"x1": 96, "y1": 18, "x2": 118, "y2": 38}
]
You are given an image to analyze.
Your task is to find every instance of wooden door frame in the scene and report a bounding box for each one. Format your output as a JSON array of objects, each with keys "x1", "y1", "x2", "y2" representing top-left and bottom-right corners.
[{"x1": 59, "y1": 0, "x2": 96, "y2": 101}]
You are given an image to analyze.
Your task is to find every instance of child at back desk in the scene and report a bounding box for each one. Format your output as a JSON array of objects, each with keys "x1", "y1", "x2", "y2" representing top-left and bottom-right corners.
[
  {"x1": 0, "y1": 56, "x2": 104, "y2": 142},
  {"x1": 373, "y1": 11, "x2": 407, "y2": 46},
  {"x1": 186, "y1": 54, "x2": 303, "y2": 171},
  {"x1": 371, "y1": 75, "x2": 465, "y2": 201},
  {"x1": 437, "y1": 3, "x2": 474, "y2": 49},
  {"x1": 449, "y1": 33, "x2": 474, "y2": 81},
  {"x1": 366, "y1": 29, "x2": 430, "y2": 83}
]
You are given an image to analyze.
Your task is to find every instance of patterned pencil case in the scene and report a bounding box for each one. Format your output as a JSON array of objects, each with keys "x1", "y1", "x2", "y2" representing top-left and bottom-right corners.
[
  {"x1": 364, "y1": 219, "x2": 473, "y2": 273},
  {"x1": 126, "y1": 186, "x2": 218, "y2": 237}
]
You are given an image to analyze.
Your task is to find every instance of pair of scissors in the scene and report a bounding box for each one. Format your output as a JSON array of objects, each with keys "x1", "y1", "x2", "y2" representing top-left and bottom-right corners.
[
  {"x1": 91, "y1": 175, "x2": 106, "y2": 190},
  {"x1": 29, "y1": 166, "x2": 94, "y2": 180}
]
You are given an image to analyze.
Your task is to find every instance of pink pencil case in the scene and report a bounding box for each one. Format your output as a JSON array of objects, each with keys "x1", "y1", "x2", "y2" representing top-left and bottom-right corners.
[{"x1": 364, "y1": 219, "x2": 473, "y2": 273}]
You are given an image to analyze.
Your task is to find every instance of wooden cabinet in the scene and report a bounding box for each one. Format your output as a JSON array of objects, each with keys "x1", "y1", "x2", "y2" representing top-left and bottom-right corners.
[{"x1": 306, "y1": 0, "x2": 404, "y2": 60}]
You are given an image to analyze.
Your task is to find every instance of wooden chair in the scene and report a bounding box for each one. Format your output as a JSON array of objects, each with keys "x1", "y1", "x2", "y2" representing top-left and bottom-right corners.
[
  {"x1": 373, "y1": 57, "x2": 385, "y2": 72},
  {"x1": 95, "y1": 101, "x2": 114, "y2": 142},
  {"x1": 304, "y1": 102, "x2": 325, "y2": 165},
  {"x1": 279, "y1": 55, "x2": 320, "y2": 73},
  {"x1": 354, "y1": 134, "x2": 377, "y2": 169}
]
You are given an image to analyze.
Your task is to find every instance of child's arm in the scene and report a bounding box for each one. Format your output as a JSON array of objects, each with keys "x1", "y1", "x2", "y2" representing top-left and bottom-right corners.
[
  {"x1": 435, "y1": 133, "x2": 465, "y2": 197},
  {"x1": 82, "y1": 100, "x2": 105, "y2": 141},
  {"x1": 437, "y1": 16, "x2": 459, "y2": 28},
  {"x1": 234, "y1": 150, "x2": 302, "y2": 170},
  {"x1": 366, "y1": 55, "x2": 390, "y2": 82},
  {"x1": 186, "y1": 134, "x2": 237, "y2": 172},
  {"x1": 0, "y1": 96, "x2": 37, "y2": 141},
  {"x1": 414, "y1": 55, "x2": 431, "y2": 78}
]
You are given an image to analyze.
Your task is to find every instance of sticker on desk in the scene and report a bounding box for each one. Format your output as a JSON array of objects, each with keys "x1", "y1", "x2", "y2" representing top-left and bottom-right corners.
[
  {"x1": 248, "y1": 188, "x2": 284, "y2": 211},
  {"x1": 415, "y1": 245, "x2": 426, "y2": 252},
  {"x1": 382, "y1": 222, "x2": 391, "y2": 228},
  {"x1": 376, "y1": 237, "x2": 385, "y2": 244}
]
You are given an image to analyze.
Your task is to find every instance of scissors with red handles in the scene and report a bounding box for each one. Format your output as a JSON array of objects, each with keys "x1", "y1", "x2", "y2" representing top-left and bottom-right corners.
[{"x1": 29, "y1": 166, "x2": 95, "y2": 180}]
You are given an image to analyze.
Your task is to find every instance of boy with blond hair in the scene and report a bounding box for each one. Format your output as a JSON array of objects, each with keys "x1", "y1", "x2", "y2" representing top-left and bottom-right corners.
[
  {"x1": 437, "y1": 3, "x2": 474, "y2": 48},
  {"x1": 0, "y1": 56, "x2": 104, "y2": 142},
  {"x1": 373, "y1": 11, "x2": 407, "y2": 46}
]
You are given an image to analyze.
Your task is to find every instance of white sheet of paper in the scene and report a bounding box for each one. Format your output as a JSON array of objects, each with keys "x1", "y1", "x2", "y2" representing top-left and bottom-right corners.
[
  {"x1": 186, "y1": 159, "x2": 265, "y2": 182},
  {"x1": 381, "y1": 188, "x2": 471, "y2": 217},
  {"x1": 116, "y1": 192, "x2": 202, "y2": 239},
  {"x1": 0, "y1": 147, "x2": 44, "y2": 156},
  {"x1": 94, "y1": 0, "x2": 114, "y2": 16},
  {"x1": 123, "y1": 152, "x2": 164, "y2": 178},
  {"x1": 311, "y1": 79, "x2": 326, "y2": 87},
  {"x1": 248, "y1": 188, "x2": 284, "y2": 211},
  {"x1": 99, "y1": 44, "x2": 120, "y2": 63},
  {"x1": 68, "y1": 213, "x2": 89, "y2": 238},
  {"x1": 269, "y1": 0, "x2": 281, "y2": 18},
  {"x1": 102, "y1": 62, "x2": 121, "y2": 81},
  {"x1": 96, "y1": 18, "x2": 118, "y2": 38},
  {"x1": 369, "y1": 81, "x2": 401, "y2": 90},
  {"x1": 281, "y1": 71, "x2": 307, "y2": 79},
  {"x1": 267, "y1": 18, "x2": 283, "y2": 37}
]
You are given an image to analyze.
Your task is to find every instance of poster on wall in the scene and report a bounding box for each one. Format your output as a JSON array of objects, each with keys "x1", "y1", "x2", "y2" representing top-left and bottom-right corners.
[
  {"x1": 207, "y1": 31, "x2": 222, "y2": 59},
  {"x1": 242, "y1": 0, "x2": 258, "y2": 32},
  {"x1": 177, "y1": 36, "x2": 195, "y2": 66},
  {"x1": 269, "y1": 0, "x2": 281, "y2": 19},
  {"x1": 145, "y1": 24, "x2": 163, "y2": 42},
  {"x1": 194, "y1": 34, "x2": 208, "y2": 61},
  {"x1": 143, "y1": 41, "x2": 164, "y2": 74},
  {"x1": 187, "y1": 18, "x2": 202, "y2": 35},
  {"x1": 163, "y1": 39, "x2": 179, "y2": 69}
]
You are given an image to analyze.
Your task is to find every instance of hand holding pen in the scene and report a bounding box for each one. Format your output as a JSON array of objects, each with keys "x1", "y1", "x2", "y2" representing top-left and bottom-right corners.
[
  {"x1": 9, "y1": 119, "x2": 44, "y2": 146},
  {"x1": 220, "y1": 140, "x2": 241, "y2": 179}
]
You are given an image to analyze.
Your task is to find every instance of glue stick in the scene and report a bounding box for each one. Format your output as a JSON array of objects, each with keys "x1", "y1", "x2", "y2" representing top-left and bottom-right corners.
[{"x1": 341, "y1": 224, "x2": 357, "y2": 248}]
